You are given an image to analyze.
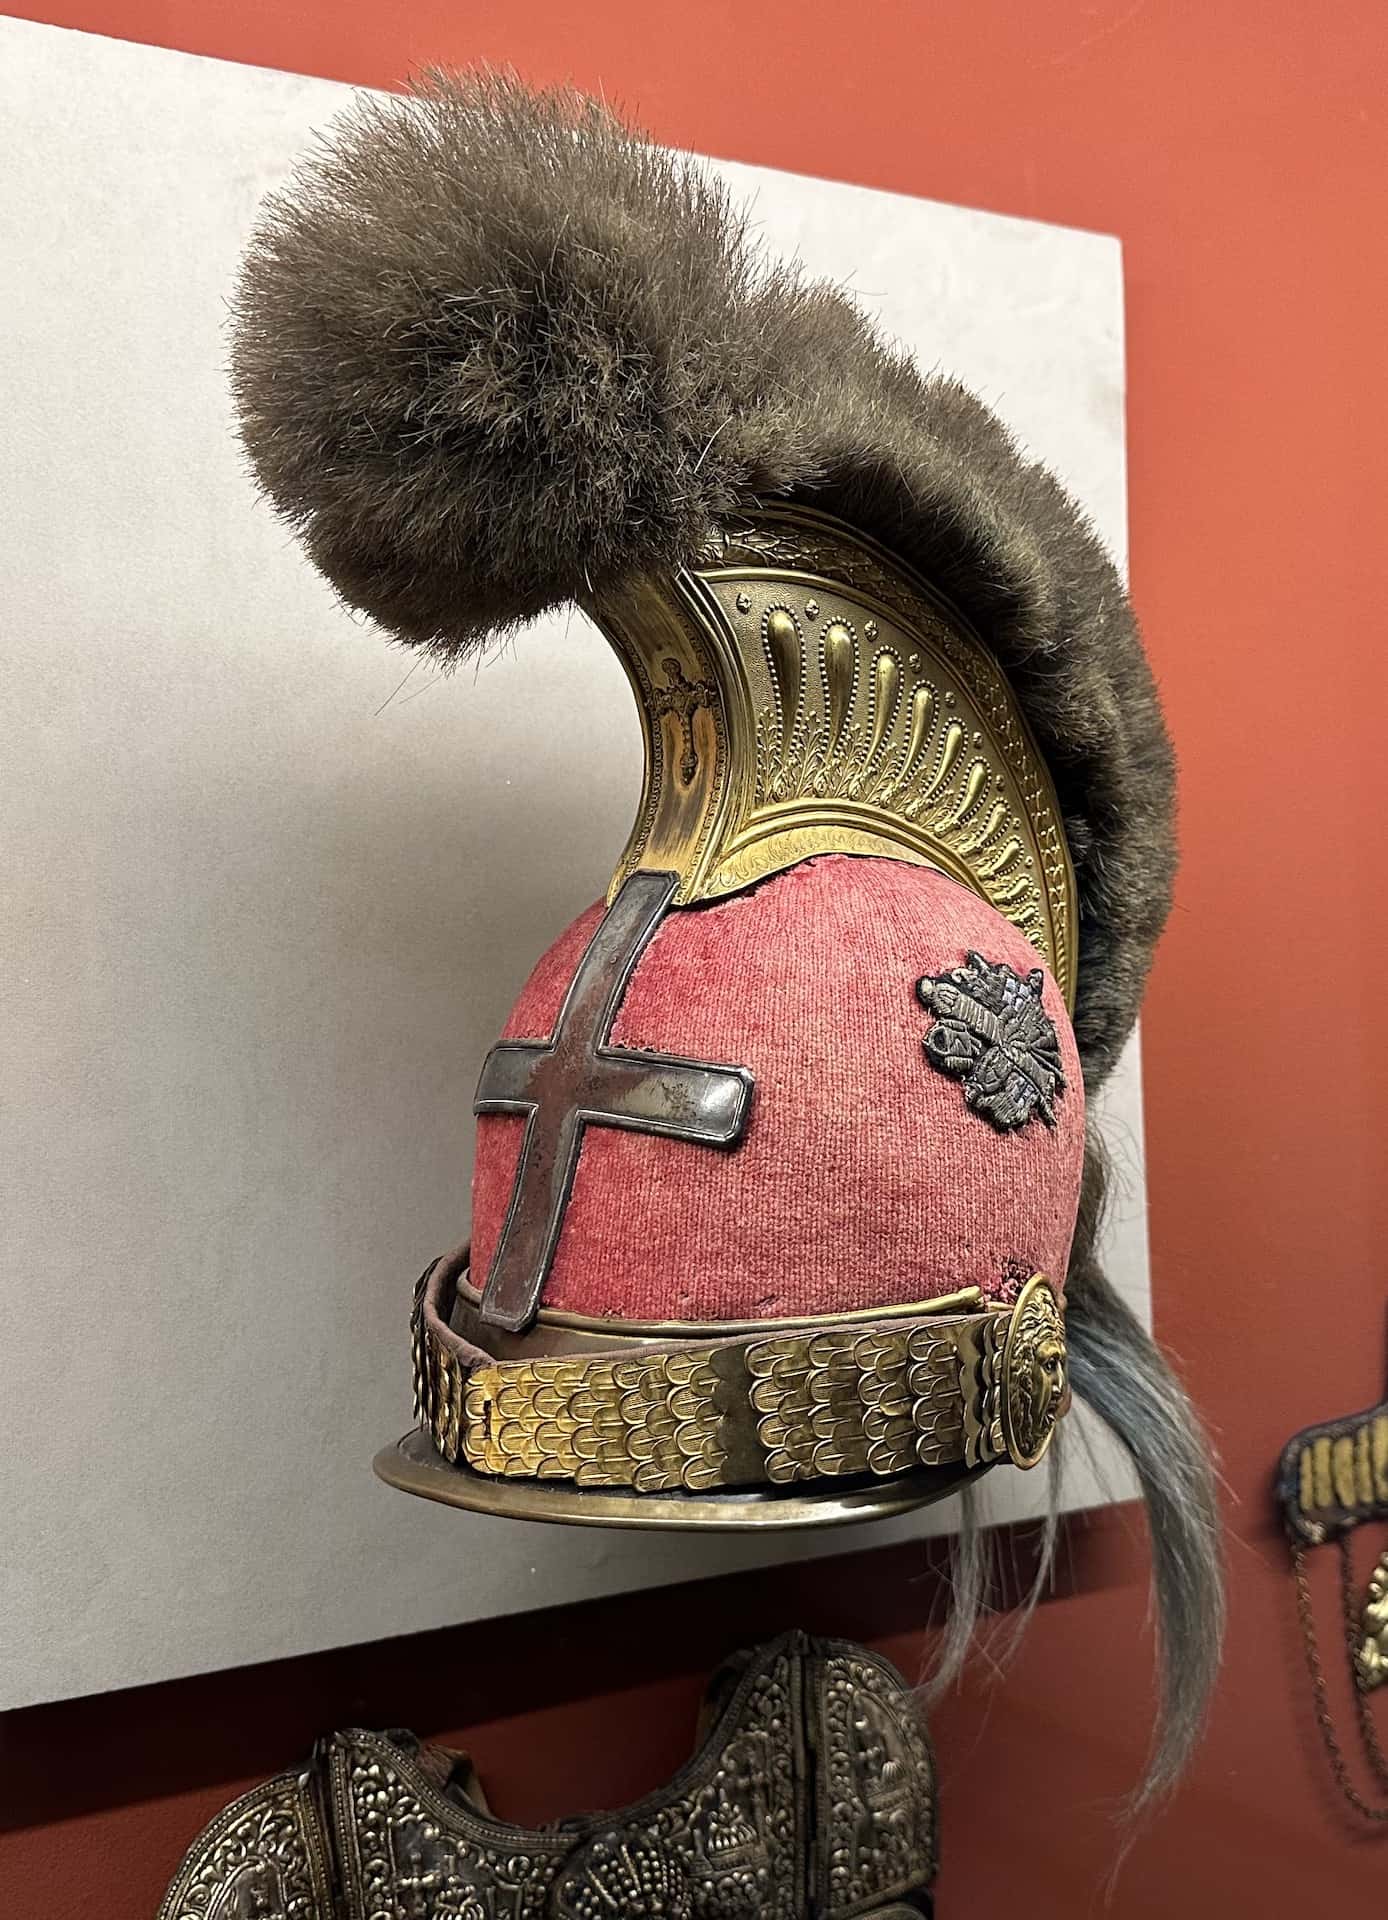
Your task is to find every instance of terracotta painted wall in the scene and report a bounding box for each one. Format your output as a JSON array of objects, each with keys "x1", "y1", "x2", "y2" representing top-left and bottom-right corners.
[{"x1": 3, "y1": 2, "x2": 1386, "y2": 1913}]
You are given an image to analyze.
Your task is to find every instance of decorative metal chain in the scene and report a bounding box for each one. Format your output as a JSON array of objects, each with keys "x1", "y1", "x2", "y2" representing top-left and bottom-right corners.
[
  {"x1": 1292, "y1": 1540, "x2": 1388, "y2": 1822},
  {"x1": 1338, "y1": 1535, "x2": 1388, "y2": 1796}
]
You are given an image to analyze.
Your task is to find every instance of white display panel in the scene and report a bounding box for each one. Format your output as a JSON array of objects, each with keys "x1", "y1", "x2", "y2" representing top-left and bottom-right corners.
[{"x1": 0, "y1": 15, "x2": 1145, "y2": 1709}]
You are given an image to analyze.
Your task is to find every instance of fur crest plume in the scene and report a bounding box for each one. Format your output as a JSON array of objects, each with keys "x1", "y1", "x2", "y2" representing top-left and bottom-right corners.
[
  {"x1": 232, "y1": 74, "x2": 820, "y2": 654},
  {"x1": 232, "y1": 70, "x2": 1173, "y2": 1084}
]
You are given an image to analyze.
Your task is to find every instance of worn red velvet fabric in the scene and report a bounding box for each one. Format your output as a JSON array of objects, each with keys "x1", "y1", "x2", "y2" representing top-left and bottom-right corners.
[{"x1": 470, "y1": 855, "x2": 1084, "y2": 1322}]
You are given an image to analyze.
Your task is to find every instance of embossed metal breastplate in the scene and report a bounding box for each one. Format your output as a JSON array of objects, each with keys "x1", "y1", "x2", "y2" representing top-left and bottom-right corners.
[{"x1": 158, "y1": 1633, "x2": 936, "y2": 1919}]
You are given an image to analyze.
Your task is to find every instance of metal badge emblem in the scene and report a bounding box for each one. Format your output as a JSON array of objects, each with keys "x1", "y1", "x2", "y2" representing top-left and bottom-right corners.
[{"x1": 916, "y1": 951, "x2": 1065, "y2": 1132}]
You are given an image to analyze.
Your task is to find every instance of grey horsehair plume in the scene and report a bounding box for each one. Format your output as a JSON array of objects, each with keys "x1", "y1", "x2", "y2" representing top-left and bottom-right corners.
[
  {"x1": 1059, "y1": 1142, "x2": 1223, "y2": 1810},
  {"x1": 231, "y1": 70, "x2": 1222, "y2": 1798},
  {"x1": 926, "y1": 1142, "x2": 1224, "y2": 1815}
]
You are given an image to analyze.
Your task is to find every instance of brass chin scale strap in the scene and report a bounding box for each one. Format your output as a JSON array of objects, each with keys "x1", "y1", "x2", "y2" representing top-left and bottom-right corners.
[{"x1": 414, "y1": 1250, "x2": 1069, "y2": 1495}]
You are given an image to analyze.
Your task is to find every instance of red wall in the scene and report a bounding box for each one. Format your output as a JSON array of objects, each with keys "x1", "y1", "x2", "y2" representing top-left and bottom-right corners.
[{"x1": 4, "y1": 3, "x2": 1387, "y2": 1912}]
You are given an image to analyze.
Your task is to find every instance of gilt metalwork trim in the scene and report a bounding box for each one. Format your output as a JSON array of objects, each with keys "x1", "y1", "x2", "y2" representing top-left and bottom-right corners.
[
  {"x1": 412, "y1": 1257, "x2": 1066, "y2": 1492},
  {"x1": 959, "y1": 1275, "x2": 1066, "y2": 1472},
  {"x1": 746, "y1": 1325, "x2": 964, "y2": 1485},
  {"x1": 917, "y1": 950, "x2": 1065, "y2": 1132},
  {"x1": 591, "y1": 504, "x2": 1078, "y2": 1007}
]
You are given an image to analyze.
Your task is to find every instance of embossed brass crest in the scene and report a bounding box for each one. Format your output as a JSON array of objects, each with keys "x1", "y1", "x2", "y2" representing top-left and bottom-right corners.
[{"x1": 590, "y1": 505, "x2": 1078, "y2": 1007}]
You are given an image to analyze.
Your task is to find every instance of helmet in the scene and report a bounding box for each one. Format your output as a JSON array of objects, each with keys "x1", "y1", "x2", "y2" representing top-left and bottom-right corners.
[{"x1": 231, "y1": 70, "x2": 1221, "y2": 1787}]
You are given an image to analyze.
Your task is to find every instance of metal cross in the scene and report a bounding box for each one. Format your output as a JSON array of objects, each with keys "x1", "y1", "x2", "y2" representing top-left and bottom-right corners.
[{"x1": 473, "y1": 870, "x2": 754, "y2": 1331}]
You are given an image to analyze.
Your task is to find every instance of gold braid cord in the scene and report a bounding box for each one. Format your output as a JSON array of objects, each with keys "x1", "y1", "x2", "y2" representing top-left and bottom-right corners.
[{"x1": 413, "y1": 1269, "x2": 1068, "y2": 1494}]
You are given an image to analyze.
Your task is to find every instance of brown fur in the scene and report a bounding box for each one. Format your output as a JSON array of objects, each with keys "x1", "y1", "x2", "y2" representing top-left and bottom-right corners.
[{"x1": 231, "y1": 70, "x2": 1174, "y2": 1087}]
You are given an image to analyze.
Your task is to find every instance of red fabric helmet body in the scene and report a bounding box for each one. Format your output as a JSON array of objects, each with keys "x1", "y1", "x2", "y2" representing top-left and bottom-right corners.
[{"x1": 472, "y1": 854, "x2": 1084, "y2": 1326}]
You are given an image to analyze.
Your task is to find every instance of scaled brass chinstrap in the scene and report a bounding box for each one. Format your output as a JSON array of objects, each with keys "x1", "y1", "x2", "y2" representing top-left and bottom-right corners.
[{"x1": 414, "y1": 1252, "x2": 1068, "y2": 1493}]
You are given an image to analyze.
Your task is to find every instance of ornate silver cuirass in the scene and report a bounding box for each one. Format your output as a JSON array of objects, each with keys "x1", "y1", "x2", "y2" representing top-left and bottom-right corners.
[{"x1": 158, "y1": 1633, "x2": 936, "y2": 1919}]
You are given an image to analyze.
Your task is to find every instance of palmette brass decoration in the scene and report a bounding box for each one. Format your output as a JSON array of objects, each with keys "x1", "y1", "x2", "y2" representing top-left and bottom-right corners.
[
  {"x1": 159, "y1": 1635, "x2": 938, "y2": 1919},
  {"x1": 591, "y1": 505, "x2": 1078, "y2": 1006},
  {"x1": 411, "y1": 1252, "x2": 1063, "y2": 1498}
]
